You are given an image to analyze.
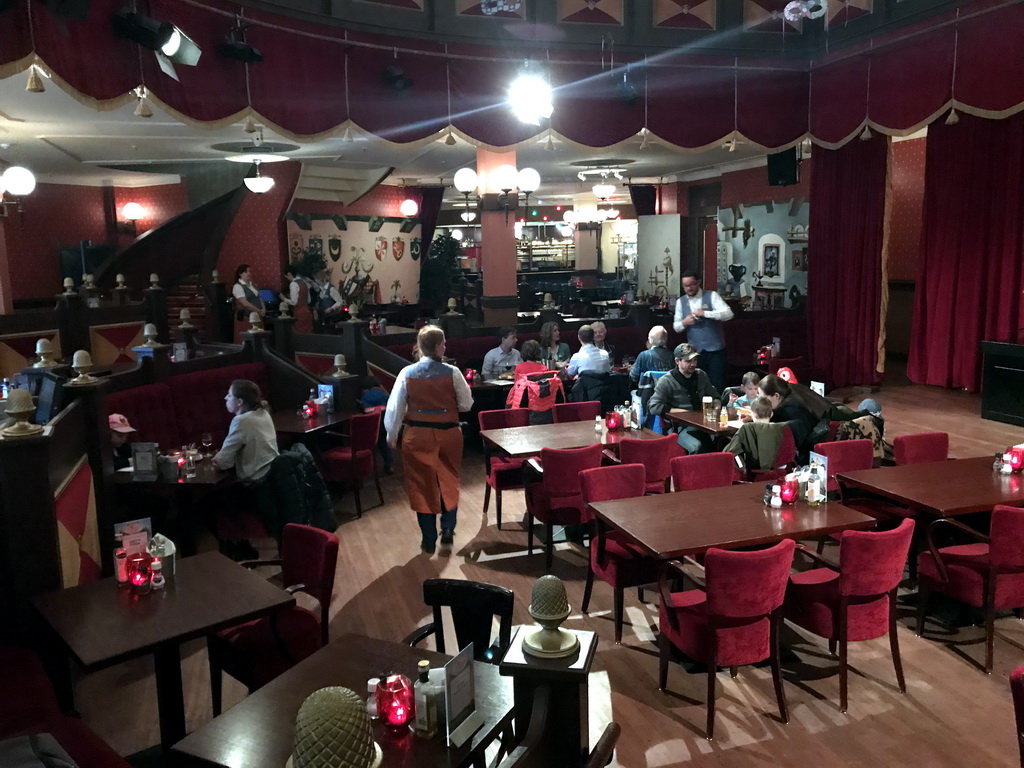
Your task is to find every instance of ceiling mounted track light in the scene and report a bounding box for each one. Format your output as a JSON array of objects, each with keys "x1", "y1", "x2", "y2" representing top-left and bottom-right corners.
[{"x1": 113, "y1": 9, "x2": 201, "y2": 81}]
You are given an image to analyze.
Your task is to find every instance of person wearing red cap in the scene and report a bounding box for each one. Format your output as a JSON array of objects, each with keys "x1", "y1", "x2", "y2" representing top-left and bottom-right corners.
[{"x1": 109, "y1": 413, "x2": 137, "y2": 470}]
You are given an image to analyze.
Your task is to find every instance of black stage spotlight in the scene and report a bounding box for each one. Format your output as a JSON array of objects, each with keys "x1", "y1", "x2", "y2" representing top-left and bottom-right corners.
[
  {"x1": 383, "y1": 65, "x2": 413, "y2": 91},
  {"x1": 221, "y1": 25, "x2": 263, "y2": 63},
  {"x1": 112, "y1": 9, "x2": 201, "y2": 81}
]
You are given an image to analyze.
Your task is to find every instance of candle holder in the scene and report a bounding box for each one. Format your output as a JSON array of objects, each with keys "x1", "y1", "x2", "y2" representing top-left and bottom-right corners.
[
  {"x1": 464, "y1": 368, "x2": 477, "y2": 383},
  {"x1": 780, "y1": 477, "x2": 799, "y2": 504},
  {"x1": 374, "y1": 674, "x2": 415, "y2": 729},
  {"x1": 1009, "y1": 446, "x2": 1024, "y2": 473},
  {"x1": 604, "y1": 411, "x2": 622, "y2": 431},
  {"x1": 128, "y1": 554, "x2": 153, "y2": 596}
]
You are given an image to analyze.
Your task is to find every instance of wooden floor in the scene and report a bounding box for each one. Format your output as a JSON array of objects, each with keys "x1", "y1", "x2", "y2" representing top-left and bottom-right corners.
[{"x1": 74, "y1": 373, "x2": 1024, "y2": 767}]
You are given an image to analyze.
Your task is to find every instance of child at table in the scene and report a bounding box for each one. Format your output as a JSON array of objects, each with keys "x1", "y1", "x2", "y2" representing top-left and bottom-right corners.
[
  {"x1": 724, "y1": 396, "x2": 784, "y2": 474},
  {"x1": 724, "y1": 371, "x2": 762, "y2": 408},
  {"x1": 360, "y1": 376, "x2": 393, "y2": 475}
]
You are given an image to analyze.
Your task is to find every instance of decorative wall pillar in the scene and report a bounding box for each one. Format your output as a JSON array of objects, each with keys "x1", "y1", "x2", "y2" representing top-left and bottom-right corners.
[{"x1": 477, "y1": 148, "x2": 519, "y2": 327}]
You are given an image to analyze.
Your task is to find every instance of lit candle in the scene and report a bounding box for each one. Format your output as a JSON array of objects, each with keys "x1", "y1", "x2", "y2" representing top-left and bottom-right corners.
[
  {"x1": 375, "y1": 674, "x2": 415, "y2": 729},
  {"x1": 1009, "y1": 447, "x2": 1024, "y2": 472},
  {"x1": 780, "y1": 477, "x2": 798, "y2": 504}
]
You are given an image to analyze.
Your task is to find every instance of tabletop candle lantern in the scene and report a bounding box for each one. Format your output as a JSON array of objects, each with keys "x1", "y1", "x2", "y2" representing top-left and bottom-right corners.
[
  {"x1": 780, "y1": 476, "x2": 799, "y2": 504},
  {"x1": 1008, "y1": 446, "x2": 1024, "y2": 473},
  {"x1": 129, "y1": 554, "x2": 153, "y2": 596},
  {"x1": 374, "y1": 674, "x2": 415, "y2": 729},
  {"x1": 605, "y1": 410, "x2": 622, "y2": 431}
]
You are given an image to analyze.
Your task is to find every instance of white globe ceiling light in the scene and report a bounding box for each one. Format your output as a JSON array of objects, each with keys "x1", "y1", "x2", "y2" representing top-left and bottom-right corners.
[
  {"x1": 517, "y1": 167, "x2": 540, "y2": 193},
  {"x1": 400, "y1": 198, "x2": 419, "y2": 217},
  {"x1": 243, "y1": 160, "x2": 274, "y2": 194},
  {"x1": 2, "y1": 166, "x2": 36, "y2": 196},
  {"x1": 451, "y1": 228, "x2": 464, "y2": 241},
  {"x1": 592, "y1": 183, "x2": 616, "y2": 200},
  {"x1": 508, "y1": 66, "x2": 553, "y2": 125},
  {"x1": 121, "y1": 202, "x2": 144, "y2": 220},
  {"x1": 491, "y1": 164, "x2": 519, "y2": 193}
]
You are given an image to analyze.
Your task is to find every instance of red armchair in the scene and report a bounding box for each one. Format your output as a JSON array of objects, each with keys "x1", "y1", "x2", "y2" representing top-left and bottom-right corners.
[
  {"x1": 208, "y1": 523, "x2": 339, "y2": 714},
  {"x1": 658, "y1": 539, "x2": 795, "y2": 739},
  {"x1": 785, "y1": 519, "x2": 914, "y2": 712},
  {"x1": 814, "y1": 439, "x2": 874, "y2": 493},
  {"x1": 670, "y1": 452, "x2": 736, "y2": 492},
  {"x1": 551, "y1": 400, "x2": 602, "y2": 423},
  {"x1": 917, "y1": 506, "x2": 1024, "y2": 673},
  {"x1": 479, "y1": 408, "x2": 531, "y2": 530},
  {"x1": 894, "y1": 432, "x2": 949, "y2": 465},
  {"x1": 580, "y1": 463, "x2": 660, "y2": 643},
  {"x1": 618, "y1": 434, "x2": 679, "y2": 494},
  {"x1": 523, "y1": 444, "x2": 604, "y2": 571},
  {"x1": 322, "y1": 410, "x2": 384, "y2": 518}
]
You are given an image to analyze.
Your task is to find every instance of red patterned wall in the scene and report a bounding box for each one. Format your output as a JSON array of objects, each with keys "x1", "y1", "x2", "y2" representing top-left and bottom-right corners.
[
  {"x1": 719, "y1": 164, "x2": 812, "y2": 207},
  {"x1": 2, "y1": 180, "x2": 188, "y2": 301},
  {"x1": 888, "y1": 137, "x2": 926, "y2": 282},
  {"x1": 217, "y1": 161, "x2": 302, "y2": 291},
  {"x1": 3, "y1": 183, "x2": 108, "y2": 300}
]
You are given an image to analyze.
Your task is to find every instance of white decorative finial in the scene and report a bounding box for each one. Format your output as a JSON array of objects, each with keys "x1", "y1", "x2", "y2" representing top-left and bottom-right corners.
[
  {"x1": 115, "y1": 273, "x2": 127, "y2": 289},
  {"x1": 1, "y1": 388, "x2": 43, "y2": 438},
  {"x1": 149, "y1": 273, "x2": 160, "y2": 288},
  {"x1": 69, "y1": 350, "x2": 96, "y2": 384},
  {"x1": 33, "y1": 339, "x2": 57, "y2": 368},
  {"x1": 142, "y1": 323, "x2": 160, "y2": 347},
  {"x1": 62, "y1": 277, "x2": 75, "y2": 295},
  {"x1": 328, "y1": 354, "x2": 348, "y2": 377},
  {"x1": 178, "y1": 309, "x2": 193, "y2": 328}
]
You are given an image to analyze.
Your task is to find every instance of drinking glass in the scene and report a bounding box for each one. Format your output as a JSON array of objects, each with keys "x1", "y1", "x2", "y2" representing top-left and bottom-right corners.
[{"x1": 201, "y1": 432, "x2": 213, "y2": 458}]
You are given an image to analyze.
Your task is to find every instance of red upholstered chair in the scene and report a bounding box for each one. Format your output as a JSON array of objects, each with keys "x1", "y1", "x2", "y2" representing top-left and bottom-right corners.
[
  {"x1": 479, "y1": 408, "x2": 531, "y2": 530},
  {"x1": 618, "y1": 434, "x2": 678, "y2": 494},
  {"x1": 785, "y1": 519, "x2": 914, "y2": 712},
  {"x1": 894, "y1": 432, "x2": 949, "y2": 465},
  {"x1": 1011, "y1": 665, "x2": 1024, "y2": 767},
  {"x1": 322, "y1": 410, "x2": 384, "y2": 518},
  {"x1": 916, "y1": 506, "x2": 1024, "y2": 673},
  {"x1": 580, "y1": 464, "x2": 660, "y2": 643},
  {"x1": 551, "y1": 400, "x2": 602, "y2": 423},
  {"x1": 814, "y1": 439, "x2": 874, "y2": 493},
  {"x1": 748, "y1": 424, "x2": 798, "y2": 483},
  {"x1": 523, "y1": 444, "x2": 604, "y2": 571},
  {"x1": 670, "y1": 452, "x2": 736, "y2": 492},
  {"x1": 658, "y1": 539, "x2": 795, "y2": 739},
  {"x1": 208, "y1": 523, "x2": 339, "y2": 714}
]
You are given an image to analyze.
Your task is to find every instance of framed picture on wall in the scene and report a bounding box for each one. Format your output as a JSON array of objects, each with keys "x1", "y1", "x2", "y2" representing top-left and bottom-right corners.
[
  {"x1": 792, "y1": 248, "x2": 807, "y2": 271},
  {"x1": 763, "y1": 245, "x2": 781, "y2": 278}
]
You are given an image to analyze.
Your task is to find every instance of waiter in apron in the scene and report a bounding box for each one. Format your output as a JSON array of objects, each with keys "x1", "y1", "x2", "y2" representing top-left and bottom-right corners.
[
  {"x1": 232, "y1": 264, "x2": 264, "y2": 342},
  {"x1": 384, "y1": 325, "x2": 473, "y2": 554}
]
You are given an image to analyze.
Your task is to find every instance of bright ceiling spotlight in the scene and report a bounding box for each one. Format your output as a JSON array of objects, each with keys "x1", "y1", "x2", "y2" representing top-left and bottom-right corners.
[
  {"x1": 400, "y1": 198, "x2": 419, "y2": 217},
  {"x1": 508, "y1": 64, "x2": 553, "y2": 125},
  {"x1": 113, "y1": 10, "x2": 201, "y2": 81},
  {"x1": 592, "y1": 183, "x2": 615, "y2": 200},
  {"x1": 2, "y1": 166, "x2": 36, "y2": 196},
  {"x1": 243, "y1": 160, "x2": 274, "y2": 194}
]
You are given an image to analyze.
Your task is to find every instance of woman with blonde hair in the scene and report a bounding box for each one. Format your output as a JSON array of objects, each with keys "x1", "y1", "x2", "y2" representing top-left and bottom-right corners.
[{"x1": 384, "y1": 326, "x2": 473, "y2": 554}]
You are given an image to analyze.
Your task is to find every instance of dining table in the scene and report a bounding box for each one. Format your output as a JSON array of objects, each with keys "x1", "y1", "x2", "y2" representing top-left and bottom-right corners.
[
  {"x1": 271, "y1": 408, "x2": 357, "y2": 437},
  {"x1": 32, "y1": 552, "x2": 295, "y2": 754},
  {"x1": 589, "y1": 482, "x2": 876, "y2": 560},
  {"x1": 480, "y1": 421, "x2": 665, "y2": 459},
  {"x1": 171, "y1": 633, "x2": 515, "y2": 768},
  {"x1": 663, "y1": 407, "x2": 743, "y2": 437},
  {"x1": 836, "y1": 455, "x2": 1024, "y2": 518}
]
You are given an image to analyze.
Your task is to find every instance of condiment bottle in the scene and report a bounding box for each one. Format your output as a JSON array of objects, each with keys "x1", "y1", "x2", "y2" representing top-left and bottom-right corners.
[
  {"x1": 770, "y1": 485, "x2": 783, "y2": 508},
  {"x1": 366, "y1": 678, "x2": 380, "y2": 719},
  {"x1": 150, "y1": 558, "x2": 165, "y2": 590},
  {"x1": 412, "y1": 660, "x2": 438, "y2": 738}
]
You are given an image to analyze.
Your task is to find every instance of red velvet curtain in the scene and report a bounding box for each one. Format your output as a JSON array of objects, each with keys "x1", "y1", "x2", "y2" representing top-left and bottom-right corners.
[
  {"x1": 907, "y1": 112, "x2": 1024, "y2": 391},
  {"x1": 807, "y1": 135, "x2": 890, "y2": 388}
]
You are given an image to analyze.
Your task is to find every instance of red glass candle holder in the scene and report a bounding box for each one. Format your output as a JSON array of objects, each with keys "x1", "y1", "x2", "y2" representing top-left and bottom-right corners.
[
  {"x1": 128, "y1": 553, "x2": 153, "y2": 596},
  {"x1": 375, "y1": 674, "x2": 415, "y2": 729},
  {"x1": 780, "y1": 478, "x2": 798, "y2": 504},
  {"x1": 464, "y1": 368, "x2": 476, "y2": 382},
  {"x1": 605, "y1": 411, "x2": 622, "y2": 430},
  {"x1": 1009, "y1": 446, "x2": 1024, "y2": 473}
]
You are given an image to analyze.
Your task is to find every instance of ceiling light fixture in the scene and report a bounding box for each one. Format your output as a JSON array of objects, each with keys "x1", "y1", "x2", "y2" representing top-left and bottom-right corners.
[
  {"x1": 592, "y1": 183, "x2": 615, "y2": 200},
  {"x1": 133, "y1": 86, "x2": 153, "y2": 118},
  {"x1": 113, "y1": 10, "x2": 201, "y2": 81},
  {"x1": 221, "y1": 23, "x2": 263, "y2": 63},
  {"x1": 460, "y1": 211, "x2": 476, "y2": 223},
  {"x1": 25, "y1": 62, "x2": 48, "y2": 93},
  {"x1": 508, "y1": 62, "x2": 553, "y2": 125},
  {"x1": 400, "y1": 198, "x2": 419, "y2": 217},
  {"x1": 118, "y1": 202, "x2": 144, "y2": 235},
  {"x1": 0, "y1": 165, "x2": 37, "y2": 212},
  {"x1": 243, "y1": 160, "x2": 274, "y2": 194}
]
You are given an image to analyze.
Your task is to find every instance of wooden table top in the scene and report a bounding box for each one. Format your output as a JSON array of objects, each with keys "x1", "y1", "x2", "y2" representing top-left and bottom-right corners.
[
  {"x1": 480, "y1": 422, "x2": 665, "y2": 458},
  {"x1": 172, "y1": 633, "x2": 515, "y2": 768},
  {"x1": 114, "y1": 460, "x2": 235, "y2": 487},
  {"x1": 589, "y1": 483, "x2": 876, "y2": 560},
  {"x1": 663, "y1": 408, "x2": 741, "y2": 435},
  {"x1": 271, "y1": 409, "x2": 356, "y2": 436},
  {"x1": 837, "y1": 455, "x2": 1024, "y2": 517},
  {"x1": 32, "y1": 552, "x2": 294, "y2": 669}
]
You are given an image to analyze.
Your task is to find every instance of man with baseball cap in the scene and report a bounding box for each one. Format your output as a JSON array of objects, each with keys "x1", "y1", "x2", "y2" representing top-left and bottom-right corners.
[
  {"x1": 109, "y1": 413, "x2": 136, "y2": 470},
  {"x1": 648, "y1": 343, "x2": 720, "y2": 454}
]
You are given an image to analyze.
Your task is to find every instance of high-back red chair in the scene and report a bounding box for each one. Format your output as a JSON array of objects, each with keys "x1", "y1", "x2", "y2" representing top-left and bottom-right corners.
[
  {"x1": 579, "y1": 464, "x2": 659, "y2": 643},
  {"x1": 208, "y1": 523, "x2": 339, "y2": 715},
  {"x1": 917, "y1": 505, "x2": 1024, "y2": 673},
  {"x1": 894, "y1": 432, "x2": 949, "y2": 465},
  {"x1": 1011, "y1": 665, "x2": 1024, "y2": 767},
  {"x1": 523, "y1": 444, "x2": 604, "y2": 571},
  {"x1": 748, "y1": 424, "x2": 797, "y2": 483},
  {"x1": 478, "y1": 408, "x2": 531, "y2": 530},
  {"x1": 551, "y1": 401, "x2": 602, "y2": 423},
  {"x1": 670, "y1": 452, "x2": 736, "y2": 492},
  {"x1": 658, "y1": 539, "x2": 795, "y2": 739},
  {"x1": 785, "y1": 518, "x2": 914, "y2": 712},
  {"x1": 814, "y1": 439, "x2": 874, "y2": 493},
  {"x1": 321, "y1": 410, "x2": 384, "y2": 518},
  {"x1": 618, "y1": 434, "x2": 678, "y2": 494}
]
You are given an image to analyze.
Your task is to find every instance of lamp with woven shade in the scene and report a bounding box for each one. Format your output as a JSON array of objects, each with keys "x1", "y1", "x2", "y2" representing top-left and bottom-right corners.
[{"x1": 287, "y1": 687, "x2": 382, "y2": 768}]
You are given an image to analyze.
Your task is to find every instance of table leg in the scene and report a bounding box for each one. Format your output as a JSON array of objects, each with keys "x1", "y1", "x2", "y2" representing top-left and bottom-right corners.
[{"x1": 153, "y1": 644, "x2": 186, "y2": 752}]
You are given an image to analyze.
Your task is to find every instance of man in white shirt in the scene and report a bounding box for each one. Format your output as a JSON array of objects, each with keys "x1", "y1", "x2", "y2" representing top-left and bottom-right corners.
[
  {"x1": 673, "y1": 270, "x2": 734, "y2": 393},
  {"x1": 566, "y1": 324, "x2": 611, "y2": 377},
  {"x1": 481, "y1": 327, "x2": 522, "y2": 381}
]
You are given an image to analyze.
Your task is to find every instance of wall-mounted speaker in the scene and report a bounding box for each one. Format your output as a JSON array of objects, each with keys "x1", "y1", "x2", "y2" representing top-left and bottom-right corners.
[{"x1": 767, "y1": 147, "x2": 800, "y2": 187}]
